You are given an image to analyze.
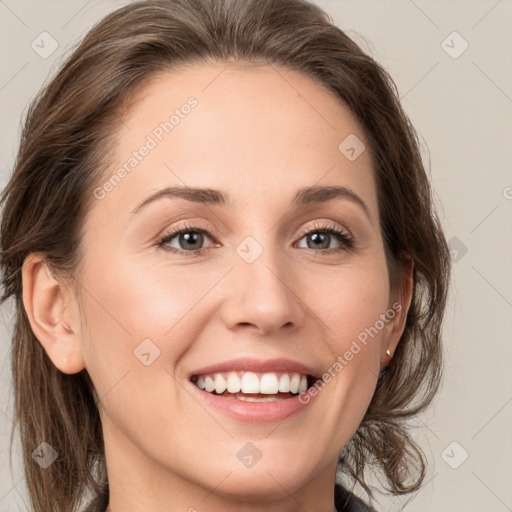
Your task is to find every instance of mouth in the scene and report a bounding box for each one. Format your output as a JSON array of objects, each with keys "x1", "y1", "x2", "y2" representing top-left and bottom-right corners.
[
  {"x1": 187, "y1": 357, "x2": 322, "y2": 421},
  {"x1": 190, "y1": 371, "x2": 316, "y2": 402}
]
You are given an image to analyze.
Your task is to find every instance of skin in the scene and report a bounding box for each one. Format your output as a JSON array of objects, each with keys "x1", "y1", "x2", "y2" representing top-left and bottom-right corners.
[{"x1": 22, "y1": 61, "x2": 413, "y2": 512}]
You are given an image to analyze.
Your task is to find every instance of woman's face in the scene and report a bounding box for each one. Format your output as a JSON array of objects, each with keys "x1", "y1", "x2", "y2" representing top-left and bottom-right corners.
[{"x1": 70, "y1": 62, "x2": 409, "y2": 508}]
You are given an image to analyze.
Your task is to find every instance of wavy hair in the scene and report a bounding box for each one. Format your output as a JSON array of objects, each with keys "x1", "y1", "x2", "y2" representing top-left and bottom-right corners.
[{"x1": 0, "y1": 0, "x2": 451, "y2": 511}]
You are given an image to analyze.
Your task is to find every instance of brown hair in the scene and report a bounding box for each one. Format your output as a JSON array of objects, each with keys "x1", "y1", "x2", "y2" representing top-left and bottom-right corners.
[{"x1": 0, "y1": 0, "x2": 451, "y2": 511}]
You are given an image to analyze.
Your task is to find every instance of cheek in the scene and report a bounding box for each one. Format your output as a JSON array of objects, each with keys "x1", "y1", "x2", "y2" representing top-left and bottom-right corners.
[
  {"x1": 76, "y1": 254, "x2": 206, "y2": 400},
  {"x1": 302, "y1": 259, "x2": 390, "y2": 412},
  {"x1": 303, "y1": 269, "x2": 389, "y2": 444},
  {"x1": 313, "y1": 262, "x2": 390, "y2": 350},
  {"x1": 80, "y1": 251, "x2": 211, "y2": 341}
]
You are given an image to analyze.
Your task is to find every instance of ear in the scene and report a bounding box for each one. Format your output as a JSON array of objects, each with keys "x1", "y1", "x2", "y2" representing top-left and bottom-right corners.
[
  {"x1": 380, "y1": 258, "x2": 414, "y2": 368},
  {"x1": 21, "y1": 253, "x2": 86, "y2": 374}
]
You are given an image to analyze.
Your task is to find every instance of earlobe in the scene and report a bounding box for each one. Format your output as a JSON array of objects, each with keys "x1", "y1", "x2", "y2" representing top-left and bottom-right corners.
[
  {"x1": 21, "y1": 253, "x2": 86, "y2": 374},
  {"x1": 381, "y1": 258, "x2": 414, "y2": 367}
]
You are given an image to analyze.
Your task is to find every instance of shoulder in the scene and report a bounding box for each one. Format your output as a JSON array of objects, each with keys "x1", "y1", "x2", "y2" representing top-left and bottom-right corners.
[{"x1": 334, "y1": 482, "x2": 378, "y2": 512}]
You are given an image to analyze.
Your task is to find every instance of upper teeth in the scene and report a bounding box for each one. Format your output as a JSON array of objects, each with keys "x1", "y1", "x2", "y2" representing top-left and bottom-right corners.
[{"x1": 193, "y1": 371, "x2": 309, "y2": 395}]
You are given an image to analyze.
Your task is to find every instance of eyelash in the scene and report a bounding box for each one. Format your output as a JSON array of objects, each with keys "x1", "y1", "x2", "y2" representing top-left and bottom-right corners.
[{"x1": 157, "y1": 221, "x2": 354, "y2": 257}]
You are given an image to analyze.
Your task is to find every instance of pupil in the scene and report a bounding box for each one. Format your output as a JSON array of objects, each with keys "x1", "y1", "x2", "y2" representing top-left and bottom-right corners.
[
  {"x1": 310, "y1": 232, "x2": 329, "y2": 249},
  {"x1": 181, "y1": 232, "x2": 202, "y2": 249}
]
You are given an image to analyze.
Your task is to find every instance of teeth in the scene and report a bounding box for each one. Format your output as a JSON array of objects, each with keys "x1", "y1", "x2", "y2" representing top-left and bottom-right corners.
[
  {"x1": 290, "y1": 373, "x2": 301, "y2": 394},
  {"x1": 226, "y1": 372, "x2": 241, "y2": 393},
  {"x1": 299, "y1": 375, "x2": 308, "y2": 393},
  {"x1": 214, "y1": 373, "x2": 227, "y2": 394},
  {"x1": 260, "y1": 373, "x2": 279, "y2": 394},
  {"x1": 235, "y1": 394, "x2": 281, "y2": 402},
  {"x1": 204, "y1": 376, "x2": 215, "y2": 393},
  {"x1": 241, "y1": 372, "x2": 260, "y2": 393},
  {"x1": 193, "y1": 371, "x2": 310, "y2": 396},
  {"x1": 278, "y1": 373, "x2": 290, "y2": 392}
]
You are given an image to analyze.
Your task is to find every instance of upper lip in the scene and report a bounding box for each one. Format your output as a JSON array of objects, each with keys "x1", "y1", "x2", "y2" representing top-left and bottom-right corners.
[{"x1": 189, "y1": 357, "x2": 322, "y2": 379}]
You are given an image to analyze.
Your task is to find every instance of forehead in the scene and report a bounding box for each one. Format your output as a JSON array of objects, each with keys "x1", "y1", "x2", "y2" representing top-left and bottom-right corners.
[
  {"x1": 90, "y1": 61, "x2": 378, "y2": 222},
  {"x1": 123, "y1": 61, "x2": 368, "y2": 146}
]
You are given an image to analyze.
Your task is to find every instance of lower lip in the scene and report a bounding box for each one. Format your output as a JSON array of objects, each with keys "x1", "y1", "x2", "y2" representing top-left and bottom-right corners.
[{"x1": 188, "y1": 381, "x2": 316, "y2": 422}]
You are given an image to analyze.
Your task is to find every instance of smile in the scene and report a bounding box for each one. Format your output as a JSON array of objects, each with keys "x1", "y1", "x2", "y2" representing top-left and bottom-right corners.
[
  {"x1": 188, "y1": 358, "x2": 320, "y2": 421},
  {"x1": 190, "y1": 371, "x2": 313, "y2": 401}
]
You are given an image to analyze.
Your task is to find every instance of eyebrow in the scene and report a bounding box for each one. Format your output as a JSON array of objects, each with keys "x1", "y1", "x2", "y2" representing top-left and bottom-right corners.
[{"x1": 131, "y1": 185, "x2": 372, "y2": 223}]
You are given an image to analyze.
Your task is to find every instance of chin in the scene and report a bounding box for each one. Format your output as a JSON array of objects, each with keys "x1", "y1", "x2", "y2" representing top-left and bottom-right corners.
[{"x1": 199, "y1": 454, "x2": 320, "y2": 501}]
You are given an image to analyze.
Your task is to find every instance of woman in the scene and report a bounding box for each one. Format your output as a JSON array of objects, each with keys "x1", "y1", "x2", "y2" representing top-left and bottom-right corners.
[{"x1": 0, "y1": 0, "x2": 451, "y2": 511}]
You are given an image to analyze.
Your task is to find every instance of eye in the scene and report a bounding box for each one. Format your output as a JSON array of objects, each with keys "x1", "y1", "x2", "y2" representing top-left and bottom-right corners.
[
  {"x1": 295, "y1": 222, "x2": 354, "y2": 253},
  {"x1": 157, "y1": 222, "x2": 215, "y2": 256},
  {"x1": 157, "y1": 221, "x2": 354, "y2": 257}
]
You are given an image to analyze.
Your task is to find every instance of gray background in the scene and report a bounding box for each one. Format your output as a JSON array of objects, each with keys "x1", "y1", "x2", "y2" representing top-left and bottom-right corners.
[{"x1": 1, "y1": 1, "x2": 511, "y2": 510}]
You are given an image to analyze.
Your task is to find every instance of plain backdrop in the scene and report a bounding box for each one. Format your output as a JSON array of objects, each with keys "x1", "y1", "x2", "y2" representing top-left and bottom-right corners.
[{"x1": 1, "y1": 1, "x2": 511, "y2": 511}]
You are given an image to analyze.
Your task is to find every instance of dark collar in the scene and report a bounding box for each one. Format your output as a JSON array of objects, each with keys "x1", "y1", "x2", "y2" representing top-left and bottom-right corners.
[{"x1": 335, "y1": 483, "x2": 377, "y2": 512}]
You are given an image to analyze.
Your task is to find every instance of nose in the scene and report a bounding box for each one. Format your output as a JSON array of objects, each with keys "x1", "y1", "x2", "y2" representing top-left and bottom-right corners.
[{"x1": 219, "y1": 246, "x2": 304, "y2": 336}]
